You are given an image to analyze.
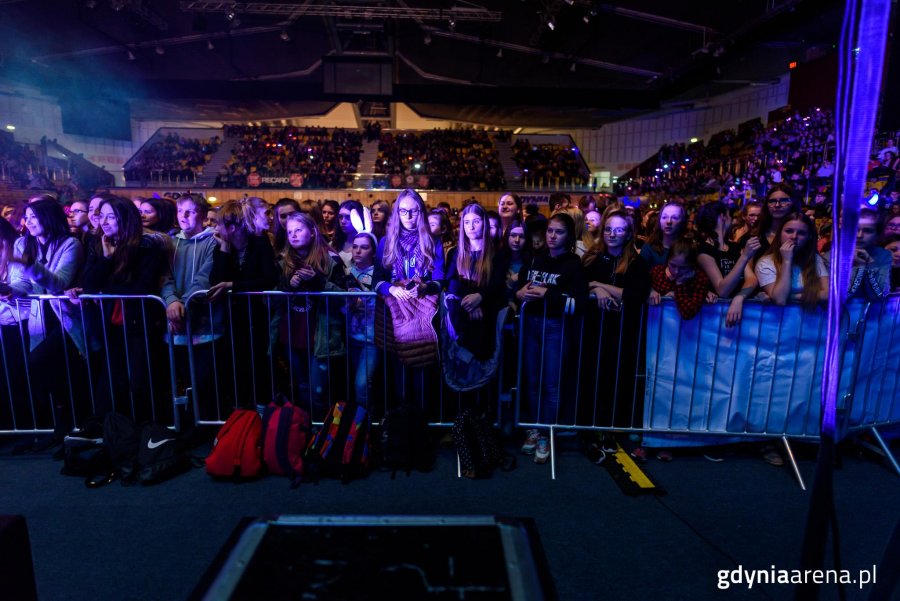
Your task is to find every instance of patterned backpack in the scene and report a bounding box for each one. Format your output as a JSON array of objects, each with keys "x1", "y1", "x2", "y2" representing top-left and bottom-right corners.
[{"x1": 452, "y1": 409, "x2": 516, "y2": 479}]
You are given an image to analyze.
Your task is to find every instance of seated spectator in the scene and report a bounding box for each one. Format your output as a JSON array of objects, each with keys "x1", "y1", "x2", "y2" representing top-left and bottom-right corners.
[
  {"x1": 375, "y1": 128, "x2": 504, "y2": 191},
  {"x1": 512, "y1": 139, "x2": 589, "y2": 187}
]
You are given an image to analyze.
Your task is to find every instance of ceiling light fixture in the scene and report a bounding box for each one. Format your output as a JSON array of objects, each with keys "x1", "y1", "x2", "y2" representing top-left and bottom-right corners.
[
  {"x1": 583, "y1": 14, "x2": 590, "y2": 23},
  {"x1": 448, "y1": 18, "x2": 456, "y2": 30},
  {"x1": 547, "y1": 19, "x2": 555, "y2": 31},
  {"x1": 280, "y1": 30, "x2": 290, "y2": 41}
]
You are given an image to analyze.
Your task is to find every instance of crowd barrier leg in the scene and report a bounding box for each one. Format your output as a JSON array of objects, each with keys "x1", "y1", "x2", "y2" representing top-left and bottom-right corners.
[
  {"x1": 867, "y1": 427, "x2": 900, "y2": 476},
  {"x1": 782, "y1": 436, "x2": 806, "y2": 491}
]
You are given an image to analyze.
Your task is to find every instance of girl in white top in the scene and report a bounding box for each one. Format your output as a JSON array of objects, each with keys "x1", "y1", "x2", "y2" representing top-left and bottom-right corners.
[{"x1": 754, "y1": 212, "x2": 828, "y2": 308}]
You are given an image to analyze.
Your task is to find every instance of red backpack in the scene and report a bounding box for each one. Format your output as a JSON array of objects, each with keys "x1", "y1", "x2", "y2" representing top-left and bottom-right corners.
[
  {"x1": 261, "y1": 396, "x2": 311, "y2": 485},
  {"x1": 205, "y1": 409, "x2": 262, "y2": 478}
]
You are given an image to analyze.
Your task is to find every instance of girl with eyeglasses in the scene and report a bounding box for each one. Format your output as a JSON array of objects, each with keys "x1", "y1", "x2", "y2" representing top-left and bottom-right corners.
[
  {"x1": 373, "y1": 189, "x2": 446, "y2": 410},
  {"x1": 579, "y1": 209, "x2": 651, "y2": 459},
  {"x1": 727, "y1": 184, "x2": 800, "y2": 326}
]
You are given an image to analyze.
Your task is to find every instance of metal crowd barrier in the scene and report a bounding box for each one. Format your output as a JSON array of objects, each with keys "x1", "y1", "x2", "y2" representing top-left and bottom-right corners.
[
  {"x1": 183, "y1": 290, "x2": 507, "y2": 428},
  {"x1": 4, "y1": 290, "x2": 897, "y2": 486},
  {"x1": 515, "y1": 295, "x2": 900, "y2": 483},
  {"x1": 0, "y1": 294, "x2": 177, "y2": 436}
]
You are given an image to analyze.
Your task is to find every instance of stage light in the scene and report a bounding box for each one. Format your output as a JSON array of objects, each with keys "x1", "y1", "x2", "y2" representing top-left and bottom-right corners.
[
  {"x1": 547, "y1": 19, "x2": 555, "y2": 30},
  {"x1": 583, "y1": 14, "x2": 590, "y2": 23},
  {"x1": 866, "y1": 190, "x2": 879, "y2": 206},
  {"x1": 570, "y1": 62, "x2": 576, "y2": 72},
  {"x1": 541, "y1": 54, "x2": 550, "y2": 64},
  {"x1": 280, "y1": 30, "x2": 290, "y2": 41},
  {"x1": 207, "y1": 39, "x2": 215, "y2": 50},
  {"x1": 423, "y1": 34, "x2": 432, "y2": 45},
  {"x1": 127, "y1": 50, "x2": 136, "y2": 61},
  {"x1": 496, "y1": 48, "x2": 503, "y2": 58},
  {"x1": 5, "y1": 125, "x2": 15, "y2": 131},
  {"x1": 155, "y1": 45, "x2": 165, "y2": 55},
  {"x1": 690, "y1": 137, "x2": 698, "y2": 143},
  {"x1": 448, "y1": 18, "x2": 456, "y2": 30}
]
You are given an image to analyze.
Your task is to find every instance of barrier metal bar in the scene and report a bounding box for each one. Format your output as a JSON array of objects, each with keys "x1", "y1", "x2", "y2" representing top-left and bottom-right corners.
[
  {"x1": 185, "y1": 289, "x2": 507, "y2": 430},
  {"x1": 0, "y1": 294, "x2": 178, "y2": 436},
  {"x1": 513, "y1": 294, "x2": 900, "y2": 481}
]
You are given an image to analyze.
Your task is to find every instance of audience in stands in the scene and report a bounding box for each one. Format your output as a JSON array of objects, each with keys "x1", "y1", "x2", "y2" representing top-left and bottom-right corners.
[
  {"x1": 512, "y1": 139, "x2": 589, "y2": 187},
  {"x1": 217, "y1": 126, "x2": 361, "y2": 189},
  {"x1": 125, "y1": 132, "x2": 221, "y2": 184},
  {"x1": 375, "y1": 128, "x2": 505, "y2": 191}
]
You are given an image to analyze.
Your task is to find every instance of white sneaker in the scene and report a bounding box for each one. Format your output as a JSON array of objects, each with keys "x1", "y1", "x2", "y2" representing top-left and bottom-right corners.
[{"x1": 521, "y1": 429, "x2": 541, "y2": 455}]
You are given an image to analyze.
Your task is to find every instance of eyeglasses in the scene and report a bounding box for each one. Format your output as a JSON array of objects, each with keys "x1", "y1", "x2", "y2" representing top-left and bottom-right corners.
[
  {"x1": 604, "y1": 227, "x2": 628, "y2": 235},
  {"x1": 398, "y1": 208, "x2": 420, "y2": 217},
  {"x1": 69, "y1": 209, "x2": 88, "y2": 215},
  {"x1": 767, "y1": 197, "x2": 792, "y2": 205}
]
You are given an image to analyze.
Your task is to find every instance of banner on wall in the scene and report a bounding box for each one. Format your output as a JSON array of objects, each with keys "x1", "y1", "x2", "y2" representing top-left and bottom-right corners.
[{"x1": 247, "y1": 174, "x2": 305, "y2": 188}]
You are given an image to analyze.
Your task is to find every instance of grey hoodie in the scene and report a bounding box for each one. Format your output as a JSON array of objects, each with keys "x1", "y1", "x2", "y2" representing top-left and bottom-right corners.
[{"x1": 160, "y1": 227, "x2": 223, "y2": 344}]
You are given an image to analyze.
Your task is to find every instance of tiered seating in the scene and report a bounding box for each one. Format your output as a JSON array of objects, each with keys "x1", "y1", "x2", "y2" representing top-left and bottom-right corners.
[
  {"x1": 511, "y1": 139, "x2": 589, "y2": 185},
  {"x1": 125, "y1": 132, "x2": 221, "y2": 183},
  {"x1": 374, "y1": 128, "x2": 505, "y2": 191},
  {"x1": 216, "y1": 125, "x2": 362, "y2": 189}
]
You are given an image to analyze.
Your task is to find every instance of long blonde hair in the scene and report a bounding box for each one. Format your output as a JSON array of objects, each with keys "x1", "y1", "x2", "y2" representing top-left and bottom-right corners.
[
  {"x1": 281, "y1": 212, "x2": 333, "y2": 278},
  {"x1": 455, "y1": 203, "x2": 494, "y2": 287},
  {"x1": 583, "y1": 209, "x2": 638, "y2": 275},
  {"x1": 382, "y1": 188, "x2": 435, "y2": 275}
]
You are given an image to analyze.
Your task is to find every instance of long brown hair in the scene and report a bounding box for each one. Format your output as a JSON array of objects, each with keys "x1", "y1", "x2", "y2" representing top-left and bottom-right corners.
[
  {"x1": 281, "y1": 212, "x2": 333, "y2": 277},
  {"x1": 382, "y1": 189, "x2": 435, "y2": 274},
  {"x1": 455, "y1": 203, "x2": 494, "y2": 287},
  {"x1": 96, "y1": 196, "x2": 143, "y2": 278},
  {"x1": 760, "y1": 212, "x2": 822, "y2": 309},
  {"x1": 583, "y1": 209, "x2": 637, "y2": 275},
  {"x1": 646, "y1": 202, "x2": 687, "y2": 253}
]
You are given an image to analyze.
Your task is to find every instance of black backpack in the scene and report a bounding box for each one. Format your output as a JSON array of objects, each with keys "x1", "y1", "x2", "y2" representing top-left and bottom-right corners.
[
  {"x1": 452, "y1": 409, "x2": 516, "y2": 479},
  {"x1": 380, "y1": 404, "x2": 436, "y2": 478}
]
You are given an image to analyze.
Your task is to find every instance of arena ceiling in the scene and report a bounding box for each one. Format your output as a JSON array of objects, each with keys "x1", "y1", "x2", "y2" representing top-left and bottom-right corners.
[{"x1": 1, "y1": 0, "x2": 843, "y2": 127}]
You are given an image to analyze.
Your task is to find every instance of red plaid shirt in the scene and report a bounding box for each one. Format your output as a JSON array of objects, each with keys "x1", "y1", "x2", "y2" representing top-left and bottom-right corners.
[{"x1": 649, "y1": 265, "x2": 710, "y2": 320}]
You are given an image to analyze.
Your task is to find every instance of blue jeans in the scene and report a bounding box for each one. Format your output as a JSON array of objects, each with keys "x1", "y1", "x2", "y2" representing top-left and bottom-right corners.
[
  {"x1": 348, "y1": 339, "x2": 379, "y2": 409},
  {"x1": 522, "y1": 315, "x2": 572, "y2": 425}
]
